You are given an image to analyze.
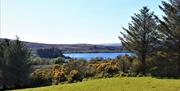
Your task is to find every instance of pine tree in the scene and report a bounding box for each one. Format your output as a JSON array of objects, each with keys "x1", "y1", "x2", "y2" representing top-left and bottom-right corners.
[
  {"x1": 0, "y1": 39, "x2": 11, "y2": 90},
  {"x1": 119, "y1": 7, "x2": 159, "y2": 75},
  {"x1": 158, "y1": 0, "x2": 180, "y2": 75},
  {"x1": 0, "y1": 38, "x2": 32, "y2": 89}
]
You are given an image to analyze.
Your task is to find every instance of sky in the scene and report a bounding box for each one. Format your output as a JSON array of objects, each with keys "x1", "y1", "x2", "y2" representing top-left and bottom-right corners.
[{"x1": 1, "y1": 0, "x2": 166, "y2": 44}]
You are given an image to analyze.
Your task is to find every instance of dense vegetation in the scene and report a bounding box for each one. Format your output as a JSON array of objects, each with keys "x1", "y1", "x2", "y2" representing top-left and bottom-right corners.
[
  {"x1": 0, "y1": 0, "x2": 180, "y2": 90},
  {"x1": 0, "y1": 38, "x2": 32, "y2": 90},
  {"x1": 120, "y1": 0, "x2": 180, "y2": 76},
  {"x1": 36, "y1": 48, "x2": 64, "y2": 58},
  {"x1": 14, "y1": 77, "x2": 180, "y2": 91}
]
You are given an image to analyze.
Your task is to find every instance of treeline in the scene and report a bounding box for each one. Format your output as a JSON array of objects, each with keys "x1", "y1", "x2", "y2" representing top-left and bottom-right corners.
[{"x1": 36, "y1": 48, "x2": 65, "y2": 58}]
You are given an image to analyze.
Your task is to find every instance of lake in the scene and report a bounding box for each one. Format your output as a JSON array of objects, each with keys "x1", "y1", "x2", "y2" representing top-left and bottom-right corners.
[{"x1": 64, "y1": 52, "x2": 132, "y2": 60}]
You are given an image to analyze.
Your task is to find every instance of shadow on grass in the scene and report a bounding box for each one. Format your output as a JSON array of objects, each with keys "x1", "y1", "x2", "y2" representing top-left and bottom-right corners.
[{"x1": 152, "y1": 76, "x2": 180, "y2": 80}]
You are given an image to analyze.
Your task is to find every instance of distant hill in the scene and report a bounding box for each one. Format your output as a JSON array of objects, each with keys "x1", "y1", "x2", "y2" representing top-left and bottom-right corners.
[
  {"x1": 99, "y1": 43, "x2": 121, "y2": 46},
  {"x1": 0, "y1": 38, "x2": 123, "y2": 53}
]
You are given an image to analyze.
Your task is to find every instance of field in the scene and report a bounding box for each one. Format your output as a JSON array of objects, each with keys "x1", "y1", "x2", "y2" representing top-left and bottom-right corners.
[{"x1": 13, "y1": 77, "x2": 180, "y2": 91}]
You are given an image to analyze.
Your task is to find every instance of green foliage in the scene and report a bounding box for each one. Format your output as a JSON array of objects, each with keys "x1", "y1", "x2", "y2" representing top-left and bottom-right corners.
[
  {"x1": 119, "y1": 7, "x2": 159, "y2": 75},
  {"x1": 2, "y1": 1, "x2": 180, "y2": 90},
  {"x1": 117, "y1": 55, "x2": 132, "y2": 72},
  {"x1": 51, "y1": 57, "x2": 66, "y2": 65},
  {"x1": 30, "y1": 68, "x2": 51, "y2": 86},
  {"x1": 63, "y1": 59, "x2": 87, "y2": 78},
  {"x1": 37, "y1": 48, "x2": 64, "y2": 58},
  {"x1": 147, "y1": 51, "x2": 179, "y2": 77},
  {"x1": 31, "y1": 56, "x2": 44, "y2": 65},
  {"x1": 67, "y1": 70, "x2": 83, "y2": 83},
  {"x1": 0, "y1": 38, "x2": 32, "y2": 90},
  {"x1": 157, "y1": 0, "x2": 180, "y2": 75},
  {"x1": 128, "y1": 58, "x2": 142, "y2": 75}
]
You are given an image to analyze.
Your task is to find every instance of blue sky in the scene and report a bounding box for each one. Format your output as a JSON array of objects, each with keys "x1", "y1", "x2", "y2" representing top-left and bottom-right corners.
[{"x1": 1, "y1": 0, "x2": 166, "y2": 44}]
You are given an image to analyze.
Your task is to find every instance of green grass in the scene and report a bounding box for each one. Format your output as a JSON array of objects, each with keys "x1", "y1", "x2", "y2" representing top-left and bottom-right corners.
[{"x1": 13, "y1": 77, "x2": 180, "y2": 91}]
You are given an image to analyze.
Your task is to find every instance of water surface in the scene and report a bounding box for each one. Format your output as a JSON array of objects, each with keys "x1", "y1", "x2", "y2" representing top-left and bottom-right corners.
[{"x1": 64, "y1": 52, "x2": 132, "y2": 60}]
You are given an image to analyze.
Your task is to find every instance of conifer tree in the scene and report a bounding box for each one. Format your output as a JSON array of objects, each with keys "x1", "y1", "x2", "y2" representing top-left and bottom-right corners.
[
  {"x1": 0, "y1": 38, "x2": 32, "y2": 89},
  {"x1": 119, "y1": 7, "x2": 159, "y2": 75},
  {"x1": 158, "y1": 0, "x2": 180, "y2": 74}
]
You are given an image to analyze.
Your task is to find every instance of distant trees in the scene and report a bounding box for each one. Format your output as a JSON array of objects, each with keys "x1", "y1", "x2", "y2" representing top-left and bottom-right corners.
[
  {"x1": 0, "y1": 38, "x2": 32, "y2": 90},
  {"x1": 37, "y1": 48, "x2": 64, "y2": 58},
  {"x1": 119, "y1": 7, "x2": 159, "y2": 75}
]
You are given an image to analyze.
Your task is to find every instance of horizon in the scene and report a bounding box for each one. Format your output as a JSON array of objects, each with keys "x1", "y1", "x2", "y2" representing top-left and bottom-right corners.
[
  {"x1": 1, "y1": 0, "x2": 165, "y2": 44},
  {"x1": 0, "y1": 37, "x2": 121, "y2": 45}
]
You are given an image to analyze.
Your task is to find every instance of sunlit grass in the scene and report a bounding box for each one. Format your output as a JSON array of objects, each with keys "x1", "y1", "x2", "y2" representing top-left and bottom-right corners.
[{"x1": 13, "y1": 77, "x2": 180, "y2": 91}]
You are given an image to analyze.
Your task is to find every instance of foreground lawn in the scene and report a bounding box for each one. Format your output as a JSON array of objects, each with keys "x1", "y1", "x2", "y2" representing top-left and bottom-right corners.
[{"x1": 14, "y1": 77, "x2": 180, "y2": 91}]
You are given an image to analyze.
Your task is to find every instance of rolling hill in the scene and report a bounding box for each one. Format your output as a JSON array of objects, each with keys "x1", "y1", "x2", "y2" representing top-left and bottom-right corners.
[
  {"x1": 13, "y1": 77, "x2": 180, "y2": 91},
  {"x1": 0, "y1": 38, "x2": 123, "y2": 53}
]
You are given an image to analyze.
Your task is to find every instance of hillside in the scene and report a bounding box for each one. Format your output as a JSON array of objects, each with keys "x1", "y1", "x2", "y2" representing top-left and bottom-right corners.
[
  {"x1": 1, "y1": 38, "x2": 122, "y2": 53},
  {"x1": 13, "y1": 77, "x2": 180, "y2": 91}
]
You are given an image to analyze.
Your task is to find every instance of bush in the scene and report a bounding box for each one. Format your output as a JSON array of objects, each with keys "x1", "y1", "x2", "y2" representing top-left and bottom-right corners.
[
  {"x1": 117, "y1": 55, "x2": 133, "y2": 73},
  {"x1": 64, "y1": 60, "x2": 87, "y2": 78},
  {"x1": 92, "y1": 60, "x2": 119, "y2": 78},
  {"x1": 31, "y1": 56, "x2": 44, "y2": 65},
  {"x1": 30, "y1": 68, "x2": 51, "y2": 86},
  {"x1": 128, "y1": 58, "x2": 142, "y2": 76},
  {"x1": 84, "y1": 66, "x2": 96, "y2": 78},
  {"x1": 51, "y1": 65, "x2": 67, "y2": 85},
  {"x1": 67, "y1": 70, "x2": 83, "y2": 83},
  {"x1": 147, "y1": 51, "x2": 179, "y2": 77},
  {"x1": 51, "y1": 57, "x2": 66, "y2": 65}
]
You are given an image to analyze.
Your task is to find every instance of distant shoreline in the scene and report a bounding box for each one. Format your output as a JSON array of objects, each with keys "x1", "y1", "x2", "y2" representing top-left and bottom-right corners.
[{"x1": 63, "y1": 51, "x2": 131, "y2": 54}]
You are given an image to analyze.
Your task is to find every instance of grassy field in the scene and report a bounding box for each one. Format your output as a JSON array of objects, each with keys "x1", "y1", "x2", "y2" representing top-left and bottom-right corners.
[{"x1": 13, "y1": 77, "x2": 180, "y2": 91}]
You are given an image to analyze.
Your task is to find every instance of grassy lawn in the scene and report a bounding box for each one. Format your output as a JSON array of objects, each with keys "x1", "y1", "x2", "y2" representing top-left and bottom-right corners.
[{"x1": 13, "y1": 77, "x2": 180, "y2": 91}]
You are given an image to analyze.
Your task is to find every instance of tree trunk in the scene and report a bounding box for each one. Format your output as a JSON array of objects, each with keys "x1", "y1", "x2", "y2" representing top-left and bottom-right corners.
[
  {"x1": 141, "y1": 54, "x2": 146, "y2": 75},
  {"x1": 178, "y1": 45, "x2": 180, "y2": 75}
]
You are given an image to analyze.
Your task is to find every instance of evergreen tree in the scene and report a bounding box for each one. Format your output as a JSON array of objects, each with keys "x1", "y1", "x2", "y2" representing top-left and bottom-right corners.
[
  {"x1": 157, "y1": 0, "x2": 180, "y2": 75},
  {"x1": 0, "y1": 38, "x2": 32, "y2": 89},
  {"x1": 0, "y1": 39, "x2": 11, "y2": 90},
  {"x1": 119, "y1": 7, "x2": 159, "y2": 75}
]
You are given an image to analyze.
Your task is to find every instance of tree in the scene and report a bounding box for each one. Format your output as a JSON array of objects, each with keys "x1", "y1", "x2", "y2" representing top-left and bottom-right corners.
[
  {"x1": 37, "y1": 48, "x2": 64, "y2": 58},
  {"x1": 0, "y1": 39, "x2": 11, "y2": 90},
  {"x1": 157, "y1": 0, "x2": 180, "y2": 75},
  {"x1": 119, "y1": 7, "x2": 159, "y2": 75},
  {"x1": 0, "y1": 38, "x2": 32, "y2": 89}
]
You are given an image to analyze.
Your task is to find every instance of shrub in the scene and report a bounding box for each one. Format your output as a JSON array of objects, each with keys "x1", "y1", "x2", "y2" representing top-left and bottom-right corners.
[
  {"x1": 51, "y1": 57, "x2": 66, "y2": 65},
  {"x1": 128, "y1": 58, "x2": 142, "y2": 76},
  {"x1": 31, "y1": 56, "x2": 44, "y2": 65},
  {"x1": 147, "y1": 51, "x2": 179, "y2": 77},
  {"x1": 30, "y1": 68, "x2": 51, "y2": 86},
  {"x1": 67, "y1": 70, "x2": 83, "y2": 83},
  {"x1": 51, "y1": 65, "x2": 66, "y2": 85},
  {"x1": 93, "y1": 60, "x2": 119, "y2": 78},
  {"x1": 89, "y1": 57, "x2": 104, "y2": 64},
  {"x1": 64, "y1": 60, "x2": 87, "y2": 78}
]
